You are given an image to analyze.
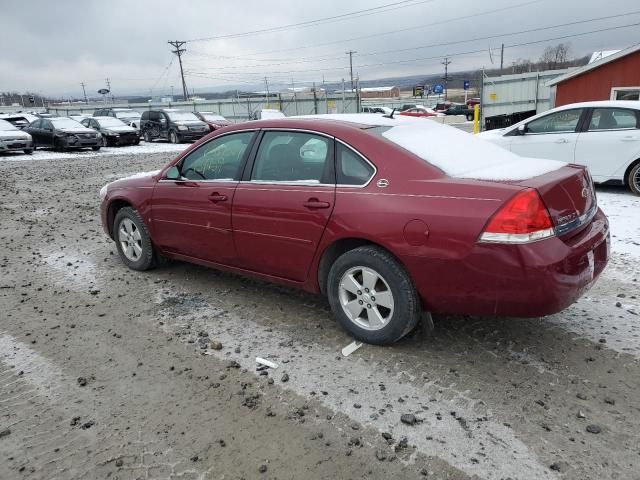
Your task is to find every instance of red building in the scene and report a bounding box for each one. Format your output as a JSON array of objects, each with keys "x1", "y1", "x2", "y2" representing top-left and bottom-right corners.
[{"x1": 548, "y1": 43, "x2": 640, "y2": 106}]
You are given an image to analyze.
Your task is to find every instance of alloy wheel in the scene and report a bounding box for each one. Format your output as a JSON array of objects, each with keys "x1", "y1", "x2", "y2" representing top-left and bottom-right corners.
[
  {"x1": 118, "y1": 218, "x2": 143, "y2": 262},
  {"x1": 633, "y1": 167, "x2": 640, "y2": 193},
  {"x1": 338, "y1": 266, "x2": 395, "y2": 331}
]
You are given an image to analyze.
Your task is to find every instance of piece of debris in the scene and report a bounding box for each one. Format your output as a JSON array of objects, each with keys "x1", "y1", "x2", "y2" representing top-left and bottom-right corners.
[
  {"x1": 210, "y1": 341, "x2": 223, "y2": 350},
  {"x1": 586, "y1": 424, "x2": 601, "y2": 434},
  {"x1": 256, "y1": 357, "x2": 278, "y2": 369},
  {"x1": 341, "y1": 340, "x2": 363, "y2": 357},
  {"x1": 281, "y1": 373, "x2": 290, "y2": 383},
  {"x1": 400, "y1": 414, "x2": 417, "y2": 425},
  {"x1": 0, "y1": 428, "x2": 11, "y2": 439}
]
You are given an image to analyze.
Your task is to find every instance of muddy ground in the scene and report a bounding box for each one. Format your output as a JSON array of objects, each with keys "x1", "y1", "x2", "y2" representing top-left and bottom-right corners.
[{"x1": 0, "y1": 151, "x2": 638, "y2": 480}]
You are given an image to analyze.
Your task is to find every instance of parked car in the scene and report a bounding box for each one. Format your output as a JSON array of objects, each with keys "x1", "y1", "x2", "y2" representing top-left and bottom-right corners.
[
  {"x1": 93, "y1": 108, "x2": 142, "y2": 131},
  {"x1": 361, "y1": 106, "x2": 392, "y2": 114},
  {"x1": 140, "y1": 109, "x2": 209, "y2": 143},
  {"x1": 194, "y1": 112, "x2": 231, "y2": 132},
  {"x1": 466, "y1": 97, "x2": 481, "y2": 108},
  {"x1": 0, "y1": 119, "x2": 33, "y2": 154},
  {"x1": 435, "y1": 102, "x2": 474, "y2": 120},
  {"x1": 100, "y1": 114, "x2": 609, "y2": 345},
  {"x1": 34, "y1": 112, "x2": 57, "y2": 119},
  {"x1": 24, "y1": 117, "x2": 101, "y2": 151},
  {"x1": 0, "y1": 113, "x2": 39, "y2": 129},
  {"x1": 69, "y1": 114, "x2": 91, "y2": 123},
  {"x1": 478, "y1": 101, "x2": 640, "y2": 195},
  {"x1": 252, "y1": 109, "x2": 286, "y2": 120},
  {"x1": 82, "y1": 116, "x2": 140, "y2": 146},
  {"x1": 399, "y1": 106, "x2": 439, "y2": 118}
]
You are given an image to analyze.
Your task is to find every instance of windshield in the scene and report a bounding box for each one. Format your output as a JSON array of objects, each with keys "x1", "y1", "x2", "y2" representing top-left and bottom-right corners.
[
  {"x1": 98, "y1": 117, "x2": 127, "y2": 127},
  {"x1": 167, "y1": 111, "x2": 199, "y2": 121},
  {"x1": 115, "y1": 110, "x2": 141, "y2": 119},
  {"x1": 51, "y1": 118, "x2": 84, "y2": 129},
  {"x1": 0, "y1": 119, "x2": 18, "y2": 131}
]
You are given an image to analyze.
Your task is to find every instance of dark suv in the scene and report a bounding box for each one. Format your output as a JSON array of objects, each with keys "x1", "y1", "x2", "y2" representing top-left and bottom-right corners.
[{"x1": 140, "y1": 109, "x2": 209, "y2": 143}]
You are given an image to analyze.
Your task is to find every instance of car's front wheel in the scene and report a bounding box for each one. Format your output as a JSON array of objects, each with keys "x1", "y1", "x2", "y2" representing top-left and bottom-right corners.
[
  {"x1": 629, "y1": 162, "x2": 640, "y2": 196},
  {"x1": 92, "y1": 146, "x2": 101, "y2": 151},
  {"x1": 143, "y1": 131, "x2": 152, "y2": 143},
  {"x1": 23, "y1": 149, "x2": 33, "y2": 155},
  {"x1": 113, "y1": 207, "x2": 156, "y2": 271},
  {"x1": 327, "y1": 246, "x2": 421, "y2": 345},
  {"x1": 169, "y1": 130, "x2": 179, "y2": 144}
]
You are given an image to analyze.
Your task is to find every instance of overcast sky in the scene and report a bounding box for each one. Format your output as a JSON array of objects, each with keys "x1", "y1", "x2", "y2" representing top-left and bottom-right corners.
[{"x1": 1, "y1": 0, "x2": 639, "y2": 97}]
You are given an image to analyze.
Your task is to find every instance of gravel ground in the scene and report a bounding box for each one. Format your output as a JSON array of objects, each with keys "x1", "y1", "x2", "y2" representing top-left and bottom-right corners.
[{"x1": 0, "y1": 150, "x2": 639, "y2": 480}]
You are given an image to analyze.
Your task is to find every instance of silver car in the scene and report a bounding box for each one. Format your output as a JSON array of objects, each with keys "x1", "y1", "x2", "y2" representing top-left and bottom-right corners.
[{"x1": 0, "y1": 119, "x2": 33, "y2": 154}]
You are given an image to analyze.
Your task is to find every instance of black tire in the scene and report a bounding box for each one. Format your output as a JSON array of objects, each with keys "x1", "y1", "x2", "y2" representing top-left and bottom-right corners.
[
  {"x1": 23, "y1": 149, "x2": 33, "y2": 155},
  {"x1": 169, "y1": 130, "x2": 179, "y2": 144},
  {"x1": 466, "y1": 113, "x2": 474, "y2": 121},
  {"x1": 143, "y1": 130, "x2": 152, "y2": 143},
  {"x1": 53, "y1": 139, "x2": 64, "y2": 152},
  {"x1": 92, "y1": 146, "x2": 101, "y2": 151},
  {"x1": 327, "y1": 246, "x2": 421, "y2": 345},
  {"x1": 628, "y1": 162, "x2": 640, "y2": 196},
  {"x1": 113, "y1": 207, "x2": 156, "y2": 271},
  {"x1": 102, "y1": 136, "x2": 109, "y2": 147}
]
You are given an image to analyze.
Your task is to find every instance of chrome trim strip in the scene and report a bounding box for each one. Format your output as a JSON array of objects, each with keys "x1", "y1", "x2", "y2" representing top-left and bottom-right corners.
[
  {"x1": 478, "y1": 228, "x2": 556, "y2": 244},
  {"x1": 336, "y1": 190, "x2": 501, "y2": 201},
  {"x1": 554, "y1": 203, "x2": 598, "y2": 236},
  {"x1": 158, "y1": 179, "x2": 238, "y2": 184},
  {"x1": 238, "y1": 180, "x2": 333, "y2": 188}
]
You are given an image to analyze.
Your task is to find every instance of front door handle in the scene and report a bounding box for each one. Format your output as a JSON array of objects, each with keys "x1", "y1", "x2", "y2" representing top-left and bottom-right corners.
[
  {"x1": 303, "y1": 198, "x2": 331, "y2": 209},
  {"x1": 209, "y1": 193, "x2": 228, "y2": 203},
  {"x1": 554, "y1": 138, "x2": 569, "y2": 144}
]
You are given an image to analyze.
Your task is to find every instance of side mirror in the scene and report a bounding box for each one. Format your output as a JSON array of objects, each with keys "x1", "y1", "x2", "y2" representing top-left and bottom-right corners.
[
  {"x1": 517, "y1": 124, "x2": 527, "y2": 135},
  {"x1": 165, "y1": 166, "x2": 181, "y2": 180}
]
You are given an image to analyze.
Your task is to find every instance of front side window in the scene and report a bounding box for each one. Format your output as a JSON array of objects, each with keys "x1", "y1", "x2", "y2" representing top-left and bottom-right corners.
[
  {"x1": 526, "y1": 109, "x2": 583, "y2": 134},
  {"x1": 589, "y1": 108, "x2": 639, "y2": 130},
  {"x1": 251, "y1": 131, "x2": 332, "y2": 183},
  {"x1": 180, "y1": 131, "x2": 255, "y2": 181},
  {"x1": 337, "y1": 143, "x2": 375, "y2": 185}
]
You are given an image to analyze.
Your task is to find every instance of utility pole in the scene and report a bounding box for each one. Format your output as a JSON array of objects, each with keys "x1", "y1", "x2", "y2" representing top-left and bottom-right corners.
[
  {"x1": 500, "y1": 43, "x2": 505, "y2": 74},
  {"x1": 346, "y1": 50, "x2": 357, "y2": 91},
  {"x1": 81, "y1": 82, "x2": 88, "y2": 104},
  {"x1": 264, "y1": 76, "x2": 270, "y2": 107},
  {"x1": 168, "y1": 40, "x2": 189, "y2": 101},
  {"x1": 105, "y1": 78, "x2": 112, "y2": 103},
  {"x1": 441, "y1": 57, "x2": 451, "y2": 101}
]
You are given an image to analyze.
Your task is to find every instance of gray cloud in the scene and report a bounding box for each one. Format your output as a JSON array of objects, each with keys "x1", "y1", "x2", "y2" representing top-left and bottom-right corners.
[{"x1": 1, "y1": 0, "x2": 639, "y2": 96}]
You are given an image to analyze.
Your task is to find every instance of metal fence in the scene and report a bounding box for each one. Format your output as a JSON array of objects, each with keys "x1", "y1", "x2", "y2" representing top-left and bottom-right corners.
[{"x1": 46, "y1": 93, "x2": 360, "y2": 122}]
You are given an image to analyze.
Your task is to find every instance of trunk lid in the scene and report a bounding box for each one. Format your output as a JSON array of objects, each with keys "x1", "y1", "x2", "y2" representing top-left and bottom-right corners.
[{"x1": 516, "y1": 165, "x2": 596, "y2": 237}]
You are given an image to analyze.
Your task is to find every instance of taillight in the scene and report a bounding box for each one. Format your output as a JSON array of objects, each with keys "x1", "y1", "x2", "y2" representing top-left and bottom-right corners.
[{"x1": 479, "y1": 188, "x2": 555, "y2": 244}]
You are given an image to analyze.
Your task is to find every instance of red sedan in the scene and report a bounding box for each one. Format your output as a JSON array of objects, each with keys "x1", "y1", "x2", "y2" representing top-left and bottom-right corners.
[
  {"x1": 100, "y1": 114, "x2": 609, "y2": 345},
  {"x1": 194, "y1": 112, "x2": 232, "y2": 132},
  {"x1": 398, "y1": 106, "x2": 439, "y2": 118}
]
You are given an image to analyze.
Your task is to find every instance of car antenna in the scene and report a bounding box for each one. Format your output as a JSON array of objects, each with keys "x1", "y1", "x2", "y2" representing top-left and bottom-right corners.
[{"x1": 382, "y1": 108, "x2": 396, "y2": 119}]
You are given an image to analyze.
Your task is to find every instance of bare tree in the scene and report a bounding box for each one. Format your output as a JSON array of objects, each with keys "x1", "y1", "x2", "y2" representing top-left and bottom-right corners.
[{"x1": 540, "y1": 43, "x2": 572, "y2": 69}]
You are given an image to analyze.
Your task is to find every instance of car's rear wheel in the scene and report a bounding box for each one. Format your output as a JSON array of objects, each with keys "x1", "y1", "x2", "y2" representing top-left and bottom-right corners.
[
  {"x1": 143, "y1": 131, "x2": 152, "y2": 143},
  {"x1": 92, "y1": 146, "x2": 101, "y2": 151},
  {"x1": 113, "y1": 207, "x2": 156, "y2": 271},
  {"x1": 23, "y1": 149, "x2": 33, "y2": 155},
  {"x1": 466, "y1": 113, "x2": 474, "y2": 121},
  {"x1": 628, "y1": 162, "x2": 640, "y2": 196},
  {"x1": 169, "y1": 130, "x2": 179, "y2": 144},
  {"x1": 327, "y1": 246, "x2": 421, "y2": 345}
]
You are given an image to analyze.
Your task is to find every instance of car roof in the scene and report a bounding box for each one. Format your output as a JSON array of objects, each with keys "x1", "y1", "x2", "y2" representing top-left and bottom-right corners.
[{"x1": 550, "y1": 100, "x2": 640, "y2": 111}]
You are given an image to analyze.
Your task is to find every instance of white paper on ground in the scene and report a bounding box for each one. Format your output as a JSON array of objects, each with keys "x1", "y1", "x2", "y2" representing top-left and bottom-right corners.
[
  {"x1": 256, "y1": 357, "x2": 278, "y2": 369},
  {"x1": 341, "y1": 340, "x2": 363, "y2": 357}
]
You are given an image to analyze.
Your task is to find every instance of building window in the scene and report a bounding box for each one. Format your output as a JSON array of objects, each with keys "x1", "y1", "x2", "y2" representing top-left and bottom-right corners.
[{"x1": 611, "y1": 87, "x2": 640, "y2": 101}]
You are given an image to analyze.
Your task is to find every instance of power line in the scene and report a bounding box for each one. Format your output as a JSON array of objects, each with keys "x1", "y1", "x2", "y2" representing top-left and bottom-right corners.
[
  {"x1": 181, "y1": 20, "x2": 640, "y2": 78},
  {"x1": 187, "y1": 0, "x2": 547, "y2": 60},
  {"x1": 181, "y1": 10, "x2": 640, "y2": 73},
  {"x1": 186, "y1": 0, "x2": 434, "y2": 42},
  {"x1": 168, "y1": 41, "x2": 189, "y2": 100}
]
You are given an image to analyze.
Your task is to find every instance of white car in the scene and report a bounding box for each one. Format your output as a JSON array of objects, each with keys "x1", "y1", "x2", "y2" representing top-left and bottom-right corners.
[
  {"x1": 0, "y1": 118, "x2": 33, "y2": 154},
  {"x1": 478, "y1": 101, "x2": 640, "y2": 195}
]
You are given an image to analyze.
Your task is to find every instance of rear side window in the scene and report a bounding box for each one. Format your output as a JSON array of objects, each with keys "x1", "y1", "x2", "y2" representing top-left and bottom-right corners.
[
  {"x1": 30, "y1": 119, "x2": 42, "y2": 128},
  {"x1": 527, "y1": 109, "x2": 583, "y2": 133},
  {"x1": 336, "y1": 143, "x2": 375, "y2": 186},
  {"x1": 588, "y1": 108, "x2": 639, "y2": 130},
  {"x1": 251, "y1": 131, "x2": 332, "y2": 183}
]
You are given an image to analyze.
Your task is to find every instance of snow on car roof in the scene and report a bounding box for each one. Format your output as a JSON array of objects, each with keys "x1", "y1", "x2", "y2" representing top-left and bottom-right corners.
[{"x1": 298, "y1": 114, "x2": 566, "y2": 181}]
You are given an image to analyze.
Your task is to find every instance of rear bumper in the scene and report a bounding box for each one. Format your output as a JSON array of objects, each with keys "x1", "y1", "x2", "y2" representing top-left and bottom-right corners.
[{"x1": 407, "y1": 208, "x2": 610, "y2": 317}]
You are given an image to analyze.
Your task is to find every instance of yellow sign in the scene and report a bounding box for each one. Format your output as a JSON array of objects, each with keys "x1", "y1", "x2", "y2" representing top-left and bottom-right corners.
[{"x1": 489, "y1": 93, "x2": 497, "y2": 101}]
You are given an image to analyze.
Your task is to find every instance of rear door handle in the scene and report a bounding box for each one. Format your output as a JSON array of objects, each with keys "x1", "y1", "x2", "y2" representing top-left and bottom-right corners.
[
  {"x1": 621, "y1": 136, "x2": 639, "y2": 142},
  {"x1": 303, "y1": 198, "x2": 331, "y2": 209},
  {"x1": 555, "y1": 138, "x2": 569, "y2": 144},
  {"x1": 209, "y1": 193, "x2": 228, "y2": 203}
]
